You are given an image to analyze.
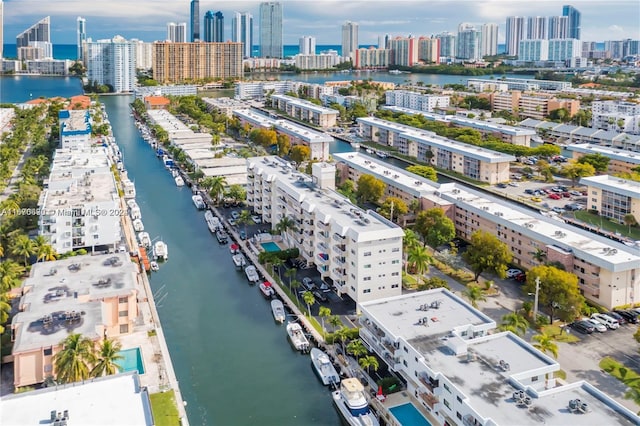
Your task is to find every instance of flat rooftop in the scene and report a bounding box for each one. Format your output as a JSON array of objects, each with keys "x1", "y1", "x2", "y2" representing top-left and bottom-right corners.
[
  {"x1": 357, "y1": 116, "x2": 516, "y2": 163},
  {"x1": 580, "y1": 175, "x2": 640, "y2": 199},
  {"x1": 43, "y1": 169, "x2": 118, "y2": 207},
  {"x1": 567, "y1": 144, "x2": 640, "y2": 164},
  {"x1": 0, "y1": 372, "x2": 153, "y2": 426},
  {"x1": 13, "y1": 253, "x2": 137, "y2": 353},
  {"x1": 60, "y1": 110, "x2": 90, "y2": 134},
  {"x1": 234, "y1": 109, "x2": 333, "y2": 144},
  {"x1": 248, "y1": 156, "x2": 404, "y2": 242},
  {"x1": 272, "y1": 94, "x2": 339, "y2": 115},
  {"x1": 146, "y1": 109, "x2": 190, "y2": 132}
]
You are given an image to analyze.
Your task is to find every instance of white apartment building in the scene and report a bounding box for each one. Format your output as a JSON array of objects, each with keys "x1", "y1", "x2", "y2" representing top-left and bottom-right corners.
[
  {"x1": 294, "y1": 52, "x2": 346, "y2": 70},
  {"x1": 359, "y1": 288, "x2": 640, "y2": 426},
  {"x1": 131, "y1": 39, "x2": 153, "y2": 70},
  {"x1": 466, "y1": 78, "x2": 570, "y2": 91},
  {"x1": 246, "y1": 156, "x2": 404, "y2": 304},
  {"x1": 548, "y1": 38, "x2": 582, "y2": 65},
  {"x1": 385, "y1": 91, "x2": 450, "y2": 112},
  {"x1": 592, "y1": 101, "x2": 640, "y2": 135},
  {"x1": 298, "y1": 35, "x2": 316, "y2": 55},
  {"x1": 335, "y1": 152, "x2": 640, "y2": 309},
  {"x1": 354, "y1": 47, "x2": 389, "y2": 69},
  {"x1": 86, "y1": 36, "x2": 136, "y2": 93},
  {"x1": 518, "y1": 39, "x2": 549, "y2": 61},
  {"x1": 357, "y1": 116, "x2": 515, "y2": 184},
  {"x1": 38, "y1": 147, "x2": 122, "y2": 254},
  {"x1": 134, "y1": 85, "x2": 197, "y2": 100},
  {"x1": 234, "y1": 109, "x2": 331, "y2": 161},
  {"x1": 235, "y1": 80, "x2": 298, "y2": 100},
  {"x1": 271, "y1": 94, "x2": 338, "y2": 128},
  {"x1": 58, "y1": 109, "x2": 92, "y2": 149}
]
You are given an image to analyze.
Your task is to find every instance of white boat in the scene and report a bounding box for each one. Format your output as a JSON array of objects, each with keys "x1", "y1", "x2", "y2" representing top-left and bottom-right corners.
[
  {"x1": 244, "y1": 265, "x2": 260, "y2": 283},
  {"x1": 129, "y1": 205, "x2": 141, "y2": 220},
  {"x1": 204, "y1": 210, "x2": 221, "y2": 233},
  {"x1": 332, "y1": 378, "x2": 379, "y2": 426},
  {"x1": 192, "y1": 194, "x2": 206, "y2": 210},
  {"x1": 154, "y1": 241, "x2": 168, "y2": 261},
  {"x1": 286, "y1": 322, "x2": 310, "y2": 353},
  {"x1": 138, "y1": 232, "x2": 151, "y2": 248},
  {"x1": 350, "y1": 142, "x2": 360, "y2": 149},
  {"x1": 127, "y1": 199, "x2": 138, "y2": 209},
  {"x1": 259, "y1": 281, "x2": 276, "y2": 298},
  {"x1": 271, "y1": 299, "x2": 286, "y2": 324},
  {"x1": 388, "y1": 69, "x2": 402, "y2": 74},
  {"x1": 376, "y1": 151, "x2": 388, "y2": 159},
  {"x1": 174, "y1": 176, "x2": 185, "y2": 187},
  {"x1": 150, "y1": 261, "x2": 159, "y2": 272},
  {"x1": 229, "y1": 243, "x2": 240, "y2": 254},
  {"x1": 366, "y1": 148, "x2": 374, "y2": 154},
  {"x1": 216, "y1": 230, "x2": 229, "y2": 244},
  {"x1": 232, "y1": 253, "x2": 247, "y2": 269},
  {"x1": 132, "y1": 219, "x2": 144, "y2": 232},
  {"x1": 310, "y1": 347, "x2": 341, "y2": 386}
]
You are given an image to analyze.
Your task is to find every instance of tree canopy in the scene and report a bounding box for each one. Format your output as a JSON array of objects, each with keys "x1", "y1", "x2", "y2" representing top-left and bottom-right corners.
[
  {"x1": 289, "y1": 145, "x2": 311, "y2": 164},
  {"x1": 355, "y1": 174, "x2": 385, "y2": 205},
  {"x1": 406, "y1": 165, "x2": 438, "y2": 182},
  {"x1": 576, "y1": 153, "x2": 610, "y2": 173},
  {"x1": 561, "y1": 161, "x2": 596, "y2": 185},
  {"x1": 463, "y1": 230, "x2": 512, "y2": 281},
  {"x1": 522, "y1": 265, "x2": 584, "y2": 322},
  {"x1": 378, "y1": 197, "x2": 408, "y2": 222},
  {"x1": 413, "y1": 208, "x2": 455, "y2": 248}
]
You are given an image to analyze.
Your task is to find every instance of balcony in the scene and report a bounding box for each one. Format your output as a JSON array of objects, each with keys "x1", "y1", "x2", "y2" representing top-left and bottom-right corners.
[
  {"x1": 333, "y1": 244, "x2": 346, "y2": 253},
  {"x1": 419, "y1": 374, "x2": 438, "y2": 393},
  {"x1": 333, "y1": 256, "x2": 346, "y2": 265},
  {"x1": 318, "y1": 231, "x2": 329, "y2": 239},
  {"x1": 463, "y1": 415, "x2": 482, "y2": 426},
  {"x1": 317, "y1": 241, "x2": 328, "y2": 251},
  {"x1": 317, "y1": 253, "x2": 329, "y2": 264},
  {"x1": 332, "y1": 267, "x2": 345, "y2": 276},
  {"x1": 333, "y1": 233, "x2": 345, "y2": 242},
  {"x1": 304, "y1": 230, "x2": 314, "y2": 237},
  {"x1": 419, "y1": 392, "x2": 439, "y2": 409}
]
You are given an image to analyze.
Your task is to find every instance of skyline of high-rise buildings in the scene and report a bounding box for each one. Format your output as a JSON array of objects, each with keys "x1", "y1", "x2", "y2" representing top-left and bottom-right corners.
[
  {"x1": 203, "y1": 10, "x2": 224, "y2": 42},
  {"x1": 231, "y1": 11, "x2": 253, "y2": 58},
  {"x1": 190, "y1": 0, "x2": 199, "y2": 42},
  {"x1": 259, "y1": 2, "x2": 283, "y2": 58}
]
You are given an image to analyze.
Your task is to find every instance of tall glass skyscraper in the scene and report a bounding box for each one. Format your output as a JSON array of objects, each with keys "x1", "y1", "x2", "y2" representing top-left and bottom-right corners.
[
  {"x1": 232, "y1": 12, "x2": 253, "y2": 58},
  {"x1": 77, "y1": 17, "x2": 87, "y2": 63},
  {"x1": 204, "y1": 11, "x2": 224, "y2": 42},
  {"x1": 562, "y1": 5, "x2": 581, "y2": 39},
  {"x1": 16, "y1": 16, "x2": 52, "y2": 59},
  {"x1": 190, "y1": 0, "x2": 200, "y2": 42},
  {"x1": 259, "y1": 2, "x2": 282, "y2": 58}
]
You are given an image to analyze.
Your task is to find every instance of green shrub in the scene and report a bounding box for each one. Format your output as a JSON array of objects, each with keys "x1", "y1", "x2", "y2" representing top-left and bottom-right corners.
[{"x1": 377, "y1": 377, "x2": 402, "y2": 394}]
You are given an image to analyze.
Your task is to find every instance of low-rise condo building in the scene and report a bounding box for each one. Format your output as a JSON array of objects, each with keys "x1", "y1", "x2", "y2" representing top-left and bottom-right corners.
[
  {"x1": 467, "y1": 78, "x2": 571, "y2": 92},
  {"x1": 58, "y1": 109, "x2": 92, "y2": 149},
  {"x1": 234, "y1": 109, "x2": 331, "y2": 161},
  {"x1": 580, "y1": 175, "x2": 640, "y2": 224},
  {"x1": 384, "y1": 91, "x2": 450, "y2": 112},
  {"x1": 359, "y1": 288, "x2": 640, "y2": 426},
  {"x1": 11, "y1": 253, "x2": 139, "y2": 387},
  {"x1": 334, "y1": 152, "x2": 640, "y2": 309},
  {"x1": 38, "y1": 147, "x2": 122, "y2": 254},
  {"x1": 202, "y1": 97, "x2": 248, "y2": 117},
  {"x1": 357, "y1": 116, "x2": 515, "y2": 184},
  {"x1": 488, "y1": 91, "x2": 580, "y2": 120},
  {"x1": 246, "y1": 156, "x2": 404, "y2": 304},
  {"x1": 566, "y1": 143, "x2": 640, "y2": 174},
  {"x1": 592, "y1": 101, "x2": 640, "y2": 135},
  {"x1": 271, "y1": 94, "x2": 339, "y2": 128}
]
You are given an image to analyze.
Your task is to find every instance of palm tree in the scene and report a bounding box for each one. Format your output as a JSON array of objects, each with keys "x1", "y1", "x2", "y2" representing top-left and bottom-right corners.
[
  {"x1": 624, "y1": 214, "x2": 638, "y2": 234},
  {"x1": 407, "y1": 245, "x2": 431, "y2": 283},
  {"x1": 39, "y1": 244, "x2": 58, "y2": 262},
  {"x1": 463, "y1": 285, "x2": 487, "y2": 308},
  {"x1": 359, "y1": 355, "x2": 379, "y2": 375},
  {"x1": 291, "y1": 279, "x2": 301, "y2": 302},
  {"x1": 531, "y1": 333, "x2": 559, "y2": 359},
  {"x1": 54, "y1": 334, "x2": 96, "y2": 384},
  {"x1": 275, "y1": 216, "x2": 299, "y2": 246},
  {"x1": 11, "y1": 234, "x2": 35, "y2": 266},
  {"x1": 90, "y1": 338, "x2": 124, "y2": 377},
  {"x1": 203, "y1": 176, "x2": 227, "y2": 205},
  {"x1": 33, "y1": 235, "x2": 51, "y2": 262},
  {"x1": 328, "y1": 315, "x2": 343, "y2": 332},
  {"x1": 347, "y1": 339, "x2": 367, "y2": 361},
  {"x1": 0, "y1": 294, "x2": 11, "y2": 334},
  {"x1": 403, "y1": 229, "x2": 420, "y2": 273},
  {"x1": 270, "y1": 257, "x2": 284, "y2": 281},
  {"x1": 236, "y1": 210, "x2": 254, "y2": 238},
  {"x1": 531, "y1": 248, "x2": 547, "y2": 263},
  {"x1": 499, "y1": 312, "x2": 530, "y2": 337},
  {"x1": 334, "y1": 326, "x2": 350, "y2": 355},
  {"x1": 284, "y1": 268, "x2": 297, "y2": 292},
  {"x1": 0, "y1": 260, "x2": 25, "y2": 292},
  {"x1": 319, "y1": 306, "x2": 332, "y2": 336},
  {"x1": 302, "y1": 291, "x2": 315, "y2": 317}
]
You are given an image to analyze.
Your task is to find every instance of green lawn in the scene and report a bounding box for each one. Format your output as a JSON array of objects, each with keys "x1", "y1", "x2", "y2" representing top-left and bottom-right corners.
[
  {"x1": 571, "y1": 211, "x2": 640, "y2": 240},
  {"x1": 540, "y1": 324, "x2": 580, "y2": 343},
  {"x1": 600, "y1": 356, "x2": 640, "y2": 386},
  {"x1": 150, "y1": 390, "x2": 180, "y2": 426}
]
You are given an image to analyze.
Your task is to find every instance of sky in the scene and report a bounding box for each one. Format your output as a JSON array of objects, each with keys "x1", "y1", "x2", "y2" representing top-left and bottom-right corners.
[{"x1": 3, "y1": 0, "x2": 640, "y2": 46}]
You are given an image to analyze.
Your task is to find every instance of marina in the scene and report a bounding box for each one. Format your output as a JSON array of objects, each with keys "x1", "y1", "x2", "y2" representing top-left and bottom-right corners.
[{"x1": 286, "y1": 322, "x2": 311, "y2": 353}]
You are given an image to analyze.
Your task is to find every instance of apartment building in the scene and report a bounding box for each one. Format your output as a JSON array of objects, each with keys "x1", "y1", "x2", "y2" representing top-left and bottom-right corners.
[
  {"x1": 567, "y1": 143, "x2": 640, "y2": 174},
  {"x1": 202, "y1": 96, "x2": 248, "y2": 117},
  {"x1": 152, "y1": 42, "x2": 243, "y2": 84},
  {"x1": 381, "y1": 105, "x2": 536, "y2": 146},
  {"x1": 580, "y1": 175, "x2": 640, "y2": 224},
  {"x1": 384, "y1": 91, "x2": 450, "y2": 112},
  {"x1": 467, "y1": 78, "x2": 571, "y2": 92},
  {"x1": 294, "y1": 52, "x2": 346, "y2": 70},
  {"x1": 86, "y1": 36, "x2": 136, "y2": 93},
  {"x1": 38, "y1": 147, "x2": 122, "y2": 254},
  {"x1": 334, "y1": 152, "x2": 640, "y2": 309},
  {"x1": 58, "y1": 109, "x2": 91, "y2": 149},
  {"x1": 489, "y1": 90, "x2": 580, "y2": 120},
  {"x1": 389, "y1": 36, "x2": 418, "y2": 67},
  {"x1": 271, "y1": 94, "x2": 338, "y2": 128},
  {"x1": 246, "y1": 156, "x2": 404, "y2": 304},
  {"x1": 134, "y1": 84, "x2": 197, "y2": 100},
  {"x1": 518, "y1": 39, "x2": 549, "y2": 61},
  {"x1": 417, "y1": 37, "x2": 440, "y2": 64},
  {"x1": 234, "y1": 109, "x2": 331, "y2": 161},
  {"x1": 359, "y1": 288, "x2": 639, "y2": 426},
  {"x1": 357, "y1": 116, "x2": 515, "y2": 184},
  {"x1": 11, "y1": 253, "x2": 139, "y2": 387},
  {"x1": 354, "y1": 47, "x2": 390, "y2": 69},
  {"x1": 519, "y1": 118, "x2": 640, "y2": 151},
  {"x1": 592, "y1": 101, "x2": 640, "y2": 135}
]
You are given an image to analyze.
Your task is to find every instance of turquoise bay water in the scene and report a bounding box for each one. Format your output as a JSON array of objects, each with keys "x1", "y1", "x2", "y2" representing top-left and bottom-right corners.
[
  {"x1": 389, "y1": 403, "x2": 433, "y2": 426},
  {"x1": 116, "y1": 347, "x2": 146, "y2": 375}
]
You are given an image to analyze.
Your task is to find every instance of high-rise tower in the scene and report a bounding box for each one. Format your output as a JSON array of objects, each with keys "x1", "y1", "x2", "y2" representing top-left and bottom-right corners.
[
  {"x1": 341, "y1": 21, "x2": 359, "y2": 59},
  {"x1": 480, "y1": 23, "x2": 499, "y2": 57},
  {"x1": 204, "y1": 11, "x2": 224, "y2": 42},
  {"x1": 456, "y1": 23, "x2": 481, "y2": 61},
  {"x1": 77, "y1": 17, "x2": 87, "y2": 63},
  {"x1": 232, "y1": 12, "x2": 253, "y2": 58},
  {"x1": 259, "y1": 2, "x2": 283, "y2": 58},
  {"x1": 505, "y1": 16, "x2": 525, "y2": 56},
  {"x1": 299, "y1": 36, "x2": 316, "y2": 55},
  {"x1": 16, "y1": 16, "x2": 52, "y2": 60},
  {"x1": 190, "y1": 0, "x2": 200, "y2": 42},
  {"x1": 526, "y1": 16, "x2": 547, "y2": 40},
  {"x1": 562, "y1": 5, "x2": 581, "y2": 39},
  {"x1": 167, "y1": 22, "x2": 187, "y2": 42},
  {"x1": 548, "y1": 16, "x2": 568, "y2": 39}
]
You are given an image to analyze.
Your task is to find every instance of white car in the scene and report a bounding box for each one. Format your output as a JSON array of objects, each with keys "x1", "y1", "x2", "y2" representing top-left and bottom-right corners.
[
  {"x1": 506, "y1": 268, "x2": 523, "y2": 279},
  {"x1": 251, "y1": 215, "x2": 262, "y2": 224},
  {"x1": 508, "y1": 182, "x2": 519, "y2": 187},
  {"x1": 582, "y1": 317, "x2": 607, "y2": 332}
]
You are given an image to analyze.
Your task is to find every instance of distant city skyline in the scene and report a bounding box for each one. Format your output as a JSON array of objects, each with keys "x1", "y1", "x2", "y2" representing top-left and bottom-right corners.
[{"x1": 2, "y1": 1, "x2": 639, "y2": 46}]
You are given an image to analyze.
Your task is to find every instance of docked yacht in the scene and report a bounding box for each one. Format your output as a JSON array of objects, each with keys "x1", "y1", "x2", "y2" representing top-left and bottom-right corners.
[
  {"x1": 204, "y1": 210, "x2": 221, "y2": 233},
  {"x1": 216, "y1": 229, "x2": 229, "y2": 244},
  {"x1": 232, "y1": 253, "x2": 247, "y2": 269},
  {"x1": 129, "y1": 204, "x2": 141, "y2": 220},
  {"x1": 192, "y1": 194, "x2": 206, "y2": 210},
  {"x1": 332, "y1": 378, "x2": 379, "y2": 426},
  {"x1": 244, "y1": 265, "x2": 260, "y2": 284},
  {"x1": 376, "y1": 151, "x2": 388, "y2": 159},
  {"x1": 310, "y1": 348, "x2": 340, "y2": 386},
  {"x1": 174, "y1": 176, "x2": 185, "y2": 187},
  {"x1": 270, "y1": 299, "x2": 286, "y2": 324},
  {"x1": 259, "y1": 281, "x2": 276, "y2": 298},
  {"x1": 132, "y1": 219, "x2": 144, "y2": 232},
  {"x1": 149, "y1": 261, "x2": 160, "y2": 272},
  {"x1": 153, "y1": 241, "x2": 168, "y2": 261},
  {"x1": 138, "y1": 232, "x2": 151, "y2": 248},
  {"x1": 286, "y1": 322, "x2": 310, "y2": 353}
]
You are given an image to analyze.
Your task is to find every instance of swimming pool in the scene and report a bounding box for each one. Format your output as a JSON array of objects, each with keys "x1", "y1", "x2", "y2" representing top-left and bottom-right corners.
[
  {"x1": 389, "y1": 403, "x2": 432, "y2": 426},
  {"x1": 261, "y1": 242, "x2": 281, "y2": 252},
  {"x1": 115, "y1": 347, "x2": 146, "y2": 375}
]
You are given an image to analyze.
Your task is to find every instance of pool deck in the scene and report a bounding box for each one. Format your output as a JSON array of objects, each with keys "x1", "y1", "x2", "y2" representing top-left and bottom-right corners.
[{"x1": 374, "y1": 391, "x2": 439, "y2": 426}]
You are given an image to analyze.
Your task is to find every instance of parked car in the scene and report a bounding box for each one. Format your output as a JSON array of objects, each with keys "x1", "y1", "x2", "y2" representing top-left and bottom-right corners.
[
  {"x1": 582, "y1": 317, "x2": 607, "y2": 332},
  {"x1": 312, "y1": 290, "x2": 328, "y2": 303},
  {"x1": 302, "y1": 277, "x2": 317, "y2": 291},
  {"x1": 562, "y1": 192, "x2": 572, "y2": 198},
  {"x1": 591, "y1": 313, "x2": 619, "y2": 329},
  {"x1": 228, "y1": 218, "x2": 236, "y2": 226},
  {"x1": 231, "y1": 211, "x2": 240, "y2": 220},
  {"x1": 606, "y1": 311, "x2": 627, "y2": 324},
  {"x1": 548, "y1": 193, "x2": 561, "y2": 200},
  {"x1": 251, "y1": 215, "x2": 262, "y2": 224},
  {"x1": 569, "y1": 190, "x2": 582, "y2": 196},
  {"x1": 551, "y1": 207, "x2": 565, "y2": 214},
  {"x1": 614, "y1": 310, "x2": 638, "y2": 324},
  {"x1": 497, "y1": 183, "x2": 508, "y2": 189},
  {"x1": 508, "y1": 182, "x2": 519, "y2": 187},
  {"x1": 570, "y1": 320, "x2": 595, "y2": 334},
  {"x1": 514, "y1": 272, "x2": 526, "y2": 283},
  {"x1": 319, "y1": 282, "x2": 331, "y2": 293},
  {"x1": 506, "y1": 268, "x2": 523, "y2": 279},
  {"x1": 531, "y1": 197, "x2": 542, "y2": 202},
  {"x1": 239, "y1": 230, "x2": 247, "y2": 240},
  {"x1": 524, "y1": 189, "x2": 535, "y2": 195}
]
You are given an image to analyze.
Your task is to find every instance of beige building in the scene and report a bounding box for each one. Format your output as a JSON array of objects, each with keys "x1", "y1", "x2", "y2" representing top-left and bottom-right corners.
[
  {"x1": 581, "y1": 175, "x2": 640, "y2": 224},
  {"x1": 11, "y1": 253, "x2": 139, "y2": 387},
  {"x1": 152, "y1": 42, "x2": 243, "y2": 84},
  {"x1": 567, "y1": 143, "x2": 640, "y2": 175},
  {"x1": 271, "y1": 94, "x2": 338, "y2": 128},
  {"x1": 487, "y1": 91, "x2": 580, "y2": 120}
]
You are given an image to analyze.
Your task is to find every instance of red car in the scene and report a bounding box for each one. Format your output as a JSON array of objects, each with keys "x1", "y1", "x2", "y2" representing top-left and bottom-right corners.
[
  {"x1": 562, "y1": 192, "x2": 571, "y2": 198},
  {"x1": 548, "y1": 193, "x2": 561, "y2": 200}
]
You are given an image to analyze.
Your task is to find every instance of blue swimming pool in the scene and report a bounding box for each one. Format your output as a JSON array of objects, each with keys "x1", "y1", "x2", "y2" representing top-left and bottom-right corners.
[
  {"x1": 115, "y1": 347, "x2": 145, "y2": 375},
  {"x1": 261, "y1": 242, "x2": 281, "y2": 253},
  {"x1": 389, "y1": 403, "x2": 432, "y2": 426}
]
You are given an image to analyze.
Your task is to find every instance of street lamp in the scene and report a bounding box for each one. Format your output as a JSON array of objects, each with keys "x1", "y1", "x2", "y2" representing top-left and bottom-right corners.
[{"x1": 529, "y1": 277, "x2": 541, "y2": 322}]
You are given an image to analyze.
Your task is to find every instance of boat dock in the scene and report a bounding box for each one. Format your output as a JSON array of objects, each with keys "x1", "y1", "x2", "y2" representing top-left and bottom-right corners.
[{"x1": 139, "y1": 246, "x2": 151, "y2": 272}]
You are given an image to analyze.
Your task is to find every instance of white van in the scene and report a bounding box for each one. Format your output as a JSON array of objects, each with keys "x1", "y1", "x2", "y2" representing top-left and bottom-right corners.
[{"x1": 591, "y1": 313, "x2": 620, "y2": 329}]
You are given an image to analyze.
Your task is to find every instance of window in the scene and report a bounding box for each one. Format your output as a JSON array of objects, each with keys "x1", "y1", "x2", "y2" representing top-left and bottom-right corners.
[
  {"x1": 392, "y1": 247, "x2": 400, "y2": 252},
  {"x1": 532, "y1": 376, "x2": 539, "y2": 382},
  {"x1": 118, "y1": 297, "x2": 128, "y2": 304},
  {"x1": 403, "y1": 346, "x2": 408, "y2": 353},
  {"x1": 456, "y1": 396, "x2": 462, "y2": 403},
  {"x1": 392, "y1": 260, "x2": 400, "y2": 264},
  {"x1": 391, "y1": 284, "x2": 399, "y2": 288},
  {"x1": 364, "y1": 264, "x2": 371, "y2": 269},
  {"x1": 443, "y1": 383, "x2": 451, "y2": 393},
  {"x1": 363, "y1": 289, "x2": 371, "y2": 293},
  {"x1": 456, "y1": 412, "x2": 462, "y2": 420},
  {"x1": 44, "y1": 364, "x2": 53, "y2": 373},
  {"x1": 119, "y1": 324, "x2": 129, "y2": 334},
  {"x1": 364, "y1": 276, "x2": 371, "y2": 281},
  {"x1": 392, "y1": 272, "x2": 399, "y2": 276},
  {"x1": 119, "y1": 310, "x2": 128, "y2": 317},
  {"x1": 44, "y1": 347, "x2": 53, "y2": 356},
  {"x1": 443, "y1": 399, "x2": 451, "y2": 410},
  {"x1": 364, "y1": 251, "x2": 371, "y2": 257}
]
